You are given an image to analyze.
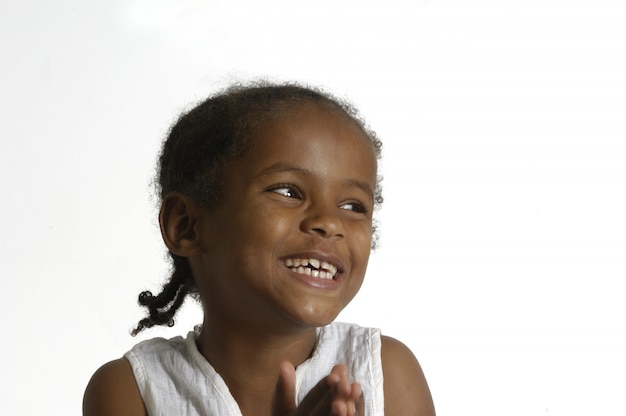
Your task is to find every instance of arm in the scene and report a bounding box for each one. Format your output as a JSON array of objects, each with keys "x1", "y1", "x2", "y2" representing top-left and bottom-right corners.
[
  {"x1": 83, "y1": 358, "x2": 148, "y2": 416},
  {"x1": 381, "y1": 336, "x2": 435, "y2": 416}
]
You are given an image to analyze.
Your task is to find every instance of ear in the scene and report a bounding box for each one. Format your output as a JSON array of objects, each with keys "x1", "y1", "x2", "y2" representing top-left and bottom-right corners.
[{"x1": 159, "y1": 192, "x2": 204, "y2": 257}]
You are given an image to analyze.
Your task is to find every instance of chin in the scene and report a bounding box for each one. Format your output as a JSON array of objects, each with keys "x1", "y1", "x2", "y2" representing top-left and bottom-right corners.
[{"x1": 286, "y1": 304, "x2": 342, "y2": 329}]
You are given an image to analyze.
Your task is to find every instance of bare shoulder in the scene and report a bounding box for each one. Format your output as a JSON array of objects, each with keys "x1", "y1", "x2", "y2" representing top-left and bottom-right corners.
[
  {"x1": 381, "y1": 335, "x2": 436, "y2": 416},
  {"x1": 83, "y1": 357, "x2": 147, "y2": 416}
]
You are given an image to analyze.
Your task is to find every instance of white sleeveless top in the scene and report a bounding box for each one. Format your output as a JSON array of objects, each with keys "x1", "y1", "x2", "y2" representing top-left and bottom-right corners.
[{"x1": 125, "y1": 322, "x2": 384, "y2": 415}]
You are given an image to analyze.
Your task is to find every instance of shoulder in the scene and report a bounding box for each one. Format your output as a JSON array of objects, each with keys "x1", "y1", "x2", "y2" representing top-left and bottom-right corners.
[
  {"x1": 83, "y1": 358, "x2": 147, "y2": 416},
  {"x1": 381, "y1": 336, "x2": 436, "y2": 416}
]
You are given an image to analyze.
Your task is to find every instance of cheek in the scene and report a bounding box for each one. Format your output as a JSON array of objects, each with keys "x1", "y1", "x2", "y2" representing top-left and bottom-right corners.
[
  {"x1": 352, "y1": 223, "x2": 374, "y2": 259},
  {"x1": 347, "y1": 225, "x2": 373, "y2": 282},
  {"x1": 237, "y1": 205, "x2": 294, "y2": 248}
]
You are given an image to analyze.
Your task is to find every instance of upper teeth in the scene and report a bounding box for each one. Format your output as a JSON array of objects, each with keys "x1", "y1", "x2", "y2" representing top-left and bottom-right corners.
[{"x1": 284, "y1": 258, "x2": 338, "y2": 280}]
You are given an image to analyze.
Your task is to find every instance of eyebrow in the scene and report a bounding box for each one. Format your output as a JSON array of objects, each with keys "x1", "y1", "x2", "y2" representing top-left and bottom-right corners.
[
  {"x1": 257, "y1": 162, "x2": 375, "y2": 200},
  {"x1": 258, "y1": 162, "x2": 311, "y2": 177}
]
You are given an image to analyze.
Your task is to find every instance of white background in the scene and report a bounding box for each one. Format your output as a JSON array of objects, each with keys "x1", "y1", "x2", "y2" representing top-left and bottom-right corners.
[{"x1": 2, "y1": 1, "x2": 625, "y2": 415}]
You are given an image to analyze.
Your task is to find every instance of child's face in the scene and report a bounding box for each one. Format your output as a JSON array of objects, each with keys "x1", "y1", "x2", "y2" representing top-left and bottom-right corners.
[{"x1": 194, "y1": 103, "x2": 378, "y2": 330}]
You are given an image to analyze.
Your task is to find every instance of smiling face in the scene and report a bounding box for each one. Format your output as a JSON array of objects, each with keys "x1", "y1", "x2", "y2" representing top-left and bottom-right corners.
[{"x1": 191, "y1": 102, "x2": 378, "y2": 333}]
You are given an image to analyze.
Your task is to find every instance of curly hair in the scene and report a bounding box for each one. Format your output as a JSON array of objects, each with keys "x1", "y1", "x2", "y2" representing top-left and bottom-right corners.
[{"x1": 131, "y1": 81, "x2": 383, "y2": 335}]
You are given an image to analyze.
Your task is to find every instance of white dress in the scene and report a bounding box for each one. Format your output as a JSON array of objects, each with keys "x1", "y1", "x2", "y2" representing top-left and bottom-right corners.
[{"x1": 124, "y1": 322, "x2": 384, "y2": 415}]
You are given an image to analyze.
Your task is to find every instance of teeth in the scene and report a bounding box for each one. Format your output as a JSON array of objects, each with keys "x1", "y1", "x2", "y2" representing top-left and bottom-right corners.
[
  {"x1": 284, "y1": 258, "x2": 338, "y2": 280},
  {"x1": 321, "y1": 261, "x2": 334, "y2": 273}
]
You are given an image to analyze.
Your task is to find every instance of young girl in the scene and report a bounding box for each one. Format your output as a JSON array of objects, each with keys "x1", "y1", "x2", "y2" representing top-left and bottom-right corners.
[{"x1": 83, "y1": 82, "x2": 435, "y2": 416}]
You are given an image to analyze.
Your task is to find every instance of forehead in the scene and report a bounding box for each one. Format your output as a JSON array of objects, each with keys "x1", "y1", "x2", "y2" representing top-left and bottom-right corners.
[
  {"x1": 232, "y1": 102, "x2": 378, "y2": 185},
  {"x1": 251, "y1": 103, "x2": 375, "y2": 157}
]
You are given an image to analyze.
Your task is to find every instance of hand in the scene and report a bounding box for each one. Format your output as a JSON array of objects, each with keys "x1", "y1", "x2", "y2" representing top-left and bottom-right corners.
[{"x1": 273, "y1": 361, "x2": 364, "y2": 416}]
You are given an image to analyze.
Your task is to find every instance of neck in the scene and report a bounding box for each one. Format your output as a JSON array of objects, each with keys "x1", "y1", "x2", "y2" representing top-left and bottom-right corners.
[{"x1": 196, "y1": 316, "x2": 319, "y2": 414}]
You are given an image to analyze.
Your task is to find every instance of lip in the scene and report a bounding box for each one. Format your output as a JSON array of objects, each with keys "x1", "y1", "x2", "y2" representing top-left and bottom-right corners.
[{"x1": 280, "y1": 251, "x2": 345, "y2": 290}]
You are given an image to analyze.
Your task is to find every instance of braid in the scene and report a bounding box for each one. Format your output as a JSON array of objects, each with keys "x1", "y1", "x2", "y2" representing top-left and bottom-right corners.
[{"x1": 131, "y1": 255, "x2": 195, "y2": 336}]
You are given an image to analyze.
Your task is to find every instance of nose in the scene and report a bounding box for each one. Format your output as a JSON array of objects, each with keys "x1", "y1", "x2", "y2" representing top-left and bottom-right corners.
[{"x1": 300, "y1": 202, "x2": 344, "y2": 239}]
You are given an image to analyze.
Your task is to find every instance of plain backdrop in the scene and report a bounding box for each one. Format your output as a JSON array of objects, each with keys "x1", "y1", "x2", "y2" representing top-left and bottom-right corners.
[{"x1": 2, "y1": 1, "x2": 625, "y2": 415}]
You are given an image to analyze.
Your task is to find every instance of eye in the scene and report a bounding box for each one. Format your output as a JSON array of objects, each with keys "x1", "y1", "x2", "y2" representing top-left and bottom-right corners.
[
  {"x1": 268, "y1": 185, "x2": 302, "y2": 199},
  {"x1": 340, "y1": 201, "x2": 369, "y2": 214}
]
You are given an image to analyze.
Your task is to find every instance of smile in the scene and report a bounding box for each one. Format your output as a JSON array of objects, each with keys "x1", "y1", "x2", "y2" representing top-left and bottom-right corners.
[{"x1": 283, "y1": 258, "x2": 339, "y2": 280}]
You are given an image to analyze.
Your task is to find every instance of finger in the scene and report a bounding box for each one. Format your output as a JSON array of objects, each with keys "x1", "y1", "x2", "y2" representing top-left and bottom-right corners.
[
  {"x1": 331, "y1": 399, "x2": 348, "y2": 416},
  {"x1": 298, "y1": 363, "x2": 350, "y2": 409},
  {"x1": 355, "y1": 388, "x2": 365, "y2": 416},
  {"x1": 346, "y1": 400, "x2": 356, "y2": 416},
  {"x1": 340, "y1": 384, "x2": 363, "y2": 416},
  {"x1": 272, "y1": 361, "x2": 297, "y2": 416},
  {"x1": 328, "y1": 364, "x2": 349, "y2": 383},
  {"x1": 329, "y1": 365, "x2": 352, "y2": 398},
  {"x1": 349, "y1": 382, "x2": 362, "y2": 401},
  {"x1": 296, "y1": 375, "x2": 334, "y2": 413},
  {"x1": 297, "y1": 367, "x2": 351, "y2": 415},
  {"x1": 294, "y1": 365, "x2": 355, "y2": 415},
  {"x1": 332, "y1": 384, "x2": 361, "y2": 416}
]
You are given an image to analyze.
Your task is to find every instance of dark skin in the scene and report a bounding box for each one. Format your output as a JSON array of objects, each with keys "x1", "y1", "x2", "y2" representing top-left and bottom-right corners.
[{"x1": 83, "y1": 103, "x2": 435, "y2": 415}]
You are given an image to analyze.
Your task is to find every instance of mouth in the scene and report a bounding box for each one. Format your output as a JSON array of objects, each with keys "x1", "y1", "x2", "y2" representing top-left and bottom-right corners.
[{"x1": 283, "y1": 258, "x2": 339, "y2": 280}]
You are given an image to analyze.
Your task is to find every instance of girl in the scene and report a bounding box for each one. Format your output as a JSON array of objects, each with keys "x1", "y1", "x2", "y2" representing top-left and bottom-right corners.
[{"x1": 83, "y1": 82, "x2": 435, "y2": 416}]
